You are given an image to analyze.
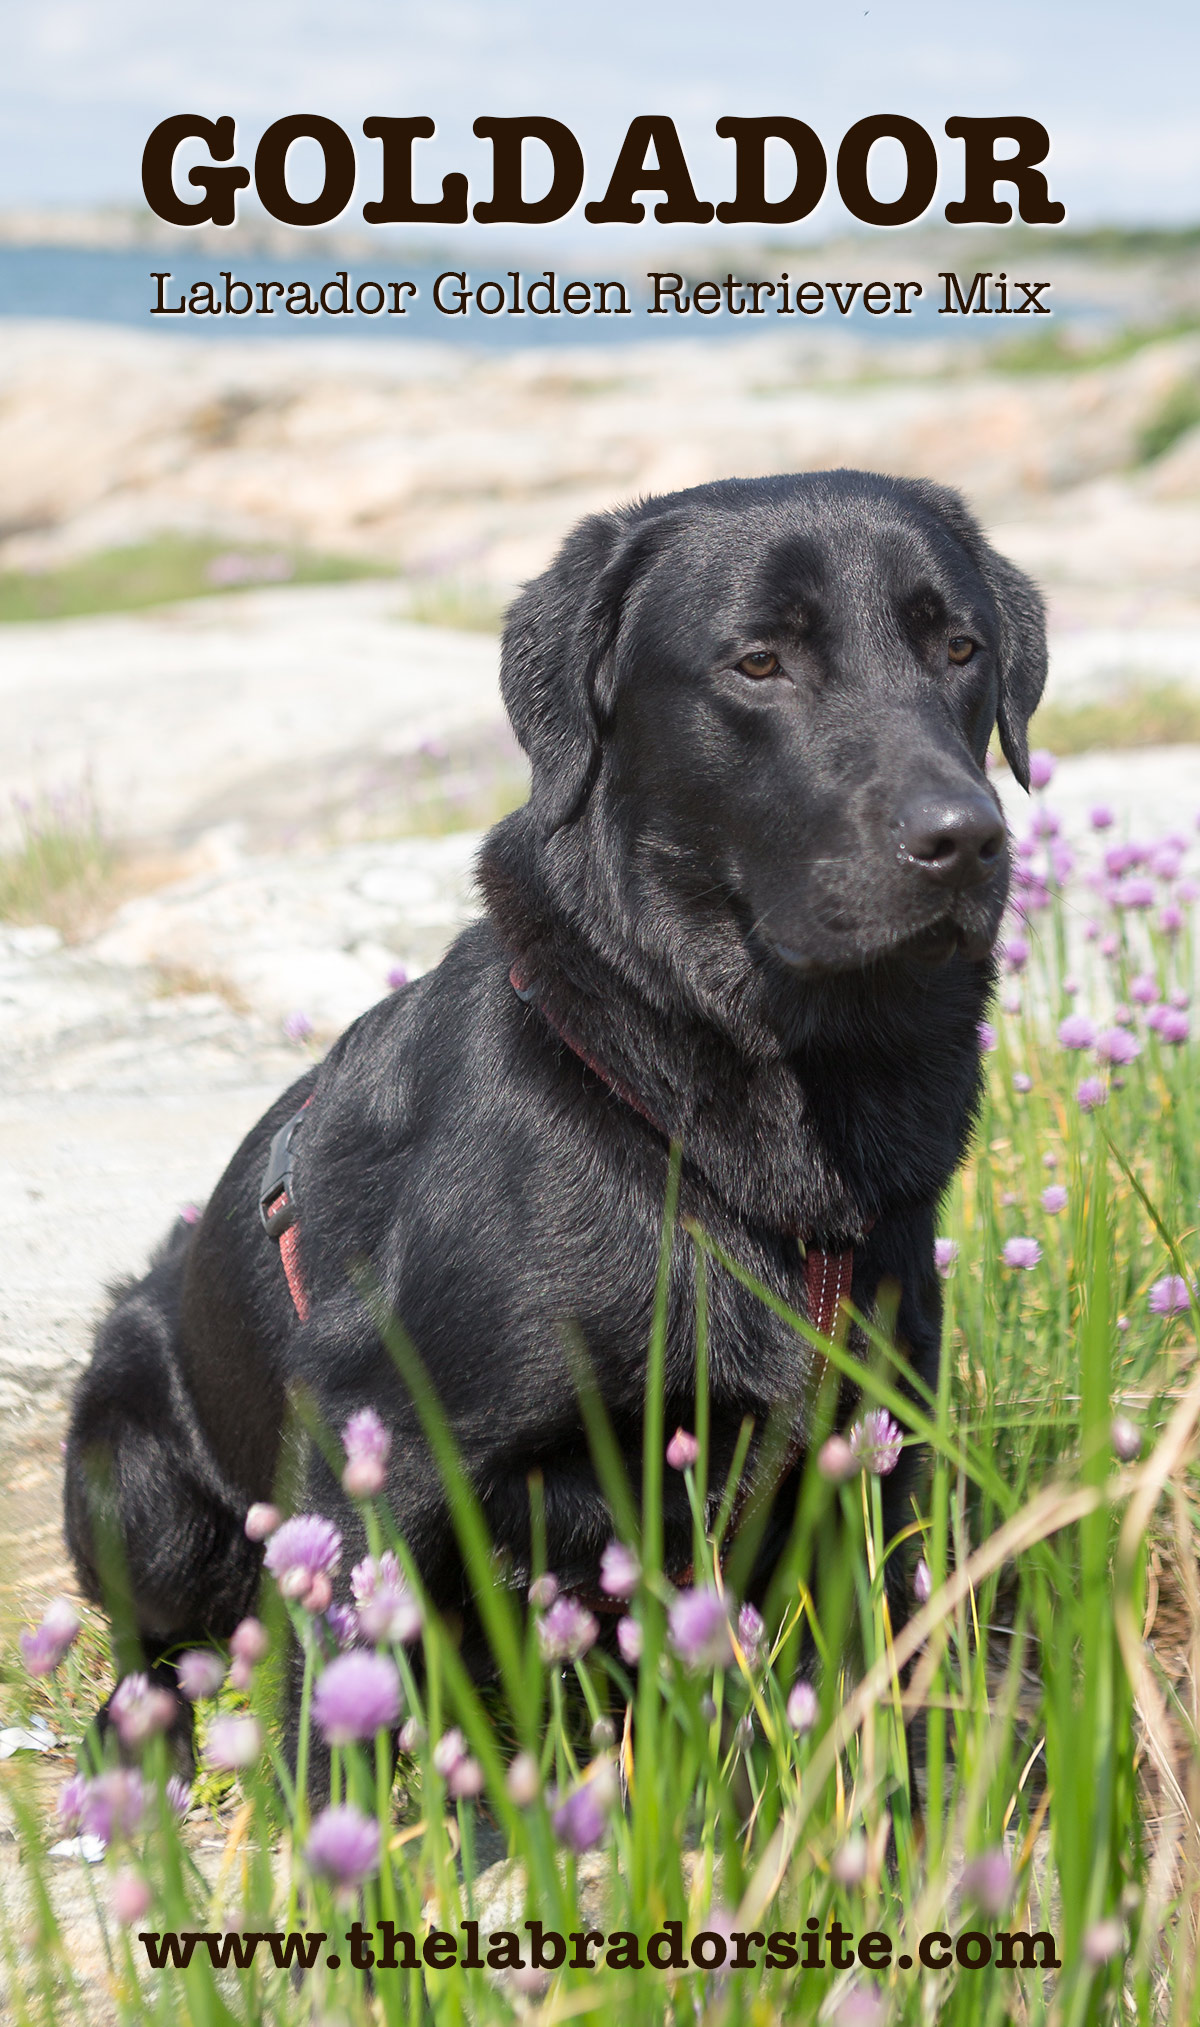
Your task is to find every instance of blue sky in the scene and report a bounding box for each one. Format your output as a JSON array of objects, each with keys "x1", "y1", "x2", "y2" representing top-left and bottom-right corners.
[{"x1": 1, "y1": 0, "x2": 1196, "y2": 228}]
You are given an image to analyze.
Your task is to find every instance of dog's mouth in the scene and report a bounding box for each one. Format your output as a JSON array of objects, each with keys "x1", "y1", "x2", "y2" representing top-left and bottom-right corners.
[
  {"x1": 769, "y1": 909, "x2": 999, "y2": 977},
  {"x1": 904, "y1": 918, "x2": 980, "y2": 966}
]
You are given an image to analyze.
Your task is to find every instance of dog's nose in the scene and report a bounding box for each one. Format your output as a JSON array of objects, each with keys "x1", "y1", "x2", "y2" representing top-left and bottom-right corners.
[{"x1": 899, "y1": 792, "x2": 1005, "y2": 888}]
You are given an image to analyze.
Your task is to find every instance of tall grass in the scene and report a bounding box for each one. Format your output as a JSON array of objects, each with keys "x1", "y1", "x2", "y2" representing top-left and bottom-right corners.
[
  {"x1": 0, "y1": 781, "x2": 116, "y2": 934},
  {"x1": 2, "y1": 756, "x2": 1197, "y2": 2024}
]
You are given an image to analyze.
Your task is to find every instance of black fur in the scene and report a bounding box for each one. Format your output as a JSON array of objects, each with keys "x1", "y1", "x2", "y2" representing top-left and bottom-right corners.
[{"x1": 64, "y1": 470, "x2": 1045, "y2": 1748}]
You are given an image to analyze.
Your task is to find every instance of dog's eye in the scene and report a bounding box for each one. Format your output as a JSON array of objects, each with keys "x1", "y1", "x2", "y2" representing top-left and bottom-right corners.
[
  {"x1": 947, "y1": 636, "x2": 976, "y2": 665},
  {"x1": 736, "y1": 651, "x2": 781, "y2": 678}
]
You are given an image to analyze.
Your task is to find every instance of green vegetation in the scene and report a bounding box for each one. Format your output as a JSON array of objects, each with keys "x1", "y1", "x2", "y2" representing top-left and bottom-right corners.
[
  {"x1": 1031, "y1": 681, "x2": 1200, "y2": 755},
  {"x1": 400, "y1": 578, "x2": 509, "y2": 635},
  {"x1": 993, "y1": 313, "x2": 1200, "y2": 378},
  {"x1": 2, "y1": 780, "x2": 1198, "y2": 2023},
  {"x1": 0, "y1": 535, "x2": 378, "y2": 625},
  {"x1": 1137, "y1": 376, "x2": 1200, "y2": 463},
  {"x1": 0, "y1": 783, "x2": 116, "y2": 934}
]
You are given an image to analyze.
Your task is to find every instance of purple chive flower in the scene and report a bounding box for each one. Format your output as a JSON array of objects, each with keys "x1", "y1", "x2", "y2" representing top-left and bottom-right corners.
[
  {"x1": 19, "y1": 1597, "x2": 81, "y2": 1677},
  {"x1": 205, "y1": 1716, "x2": 262, "y2": 1769},
  {"x1": 1012, "y1": 1071, "x2": 1033, "y2": 1093},
  {"x1": 179, "y1": 1202, "x2": 201, "y2": 1224},
  {"x1": 283, "y1": 1010, "x2": 313, "y2": 1043},
  {"x1": 617, "y1": 1616, "x2": 643, "y2": 1665},
  {"x1": 1076, "y1": 1076, "x2": 1108, "y2": 1112},
  {"x1": 176, "y1": 1649, "x2": 227, "y2": 1702},
  {"x1": 817, "y1": 1433, "x2": 859, "y2": 1481},
  {"x1": 848, "y1": 1408, "x2": 903, "y2": 1476},
  {"x1": 537, "y1": 1595, "x2": 599, "y2": 1662},
  {"x1": 1161, "y1": 904, "x2": 1185, "y2": 934},
  {"x1": 666, "y1": 1427, "x2": 700, "y2": 1470},
  {"x1": 263, "y1": 1514, "x2": 342, "y2": 1605},
  {"x1": 1082, "y1": 1919, "x2": 1123, "y2": 1965},
  {"x1": 324, "y1": 1601, "x2": 358, "y2": 1650},
  {"x1": 112, "y1": 1869, "x2": 152, "y2": 1926},
  {"x1": 1002, "y1": 1236, "x2": 1042, "y2": 1270},
  {"x1": 230, "y1": 1617, "x2": 269, "y2": 1666},
  {"x1": 1032, "y1": 804, "x2": 1060, "y2": 839},
  {"x1": 1111, "y1": 1416, "x2": 1141, "y2": 1461},
  {"x1": 1117, "y1": 877, "x2": 1156, "y2": 910},
  {"x1": 787, "y1": 1679, "x2": 818, "y2": 1733},
  {"x1": 977, "y1": 1020, "x2": 997, "y2": 1052},
  {"x1": 350, "y1": 1551, "x2": 422, "y2": 1645},
  {"x1": 398, "y1": 1717, "x2": 425, "y2": 1753},
  {"x1": 1159, "y1": 1008, "x2": 1190, "y2": 1045},
  {"x1": 528, "y1": 1573, "x2": 559, "y2": 1609},
  {"x1": 1131, "y1": 973, "x2": 1159, "y2": 1004},
  {"x1": 1177, "y1": 879, "x2": 1199, "y2": 904},
  {"x1": 341, "y1": 1408, "x2": 391, "y2": 1498},
  {"x1": 914, "y1": 1557, "x2": 933, "y2": 1605},
  {"x1": 1058, "y1": 1013, "x2": 1096, "y2": 1051},
  {"x1": 386, "y1": 964, "x2": 409, "y2": 990},
  {"x1": 56, "y1": 1773, "x2": 89, "y2": 1835},
  {"x1": 447, "y1": 1754, "x2": 484, "y2": 1800},
  {"x1": 1112, "y1": 1003, "x2": 1133, "y2": 1025},
  {"x1": 552, "y1": 1774, "x2": 615, "y2": 1852},
  {"x1": 1028, "y1": 750, "x2": 1056, "y2": 790},
  {"x1": 243, "y1": 1502, "x2": 280, "y2": 1541},
  {"x1": 934, "y1": 1237, "x2": 958, "y2": 1277},
  {"x1": 432, "y1": 1727, "x2": 468, "y2": 1779},
  {"x1": 1096, "y1": 1028, "x2": 1141, "y2": 1065},
  {"x1": 110, "y1": 1673, "x2": 177, "y2": 1748},
  {"x1": 1003, "y1": 935, "x2": 1029, "y2": 972},
  {"x1": 229, "y1": 1617, "x2": 268, "y2": 1687},
  {"x1": 599, "y1": 1541, "x2": 640, "y2": 1599},
  {"x1": 668, "y1": 1588, "x2": 734, "y2": 1670},
  {"x1": 80, "y1": 1769, "x2": 145, "y2": 1844},
  {"x1": 166, "y1": 1776, "x2": 192, "y2": 1819},
  {"x1": 313, "y1": 1650, "x2": 401, "y2": 1744},
  {"x1": 830, "y1": 1992, "x2": 887, "y2": 2027},
  {"x1": 831, "y1": 1831, "x2": 868, "y2": 1886},
  {"x1": 1090, "y1": 804, "x2": 1115, "y2": 831},
  {"x1": 1152, "y1": 846, "x2": 1183, "y2": 880},
  {"x1": 1149, "y1": 1275, "x2": 1193, "y2": 1316},
  {"x1": 961, "y1": 1847, "x2": 1013, "y2": 1916},
  {"x1": 1040, "y1": 1185, "x2": 1069, "y2": 1215},
  {"x1": 737, "y1": 1603, "x2": 766, "y2": 1661},
  {"x1": 306, "y1": 1803, "x2": 381, "y2": 1891},
  {"x1": 506, "y1": 1751, "x2": 540, "y2": 1806},
  {"x1": 1100, "y1": 933, "x2": 1120, "y2": 959}
]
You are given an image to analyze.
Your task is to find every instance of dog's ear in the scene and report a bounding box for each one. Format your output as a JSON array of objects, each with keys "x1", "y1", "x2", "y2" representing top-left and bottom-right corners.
[
  {"x1": 906, "y1": 480, "x2": 1048, "y2": 790},
  {"x1": 977, "y1": 546, "x2": 1048, "y2": 791},
  {"x1": 501, "y1": 506, "x2": 665, "y2": 835}
]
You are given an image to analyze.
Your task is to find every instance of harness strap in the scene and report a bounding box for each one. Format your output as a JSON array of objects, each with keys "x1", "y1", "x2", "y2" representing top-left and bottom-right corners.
[
  {"x1": 261, "y1": 972, "x2": 861, "y2": 1354},
  {"x1": 259, "y1": 1098, "x2": 313, "y2": 1321}
]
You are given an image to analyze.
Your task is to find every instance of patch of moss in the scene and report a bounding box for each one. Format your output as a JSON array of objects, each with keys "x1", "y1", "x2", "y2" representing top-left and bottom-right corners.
[
  {"x1": 1137, "y1": 377, "x2": 1200, "y2": 463},
  {"x1": 1031, "y1": 681, "x2": 1200, "y2": 754},
  {"x1": 0, "y1": 535, "x2": 379, "y2": 624}
]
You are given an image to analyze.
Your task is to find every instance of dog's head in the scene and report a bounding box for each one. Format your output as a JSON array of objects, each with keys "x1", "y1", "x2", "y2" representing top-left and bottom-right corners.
[{"x1": 499, "y1": 471, "x2": 1045, "y2": 981}]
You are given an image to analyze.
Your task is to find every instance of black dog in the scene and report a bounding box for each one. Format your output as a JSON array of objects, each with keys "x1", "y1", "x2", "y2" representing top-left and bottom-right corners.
[{"x1": 64, "y1": 469, "x2": 1045, "y2": 1748}]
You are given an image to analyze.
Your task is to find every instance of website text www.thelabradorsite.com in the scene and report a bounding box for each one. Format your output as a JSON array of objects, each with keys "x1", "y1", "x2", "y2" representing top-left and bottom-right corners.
[{"x1": 137, "y1": 1918, "x2": 1063, "y2": 1975}]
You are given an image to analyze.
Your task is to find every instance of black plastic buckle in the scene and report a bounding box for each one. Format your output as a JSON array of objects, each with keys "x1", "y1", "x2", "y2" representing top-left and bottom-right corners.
[{"x1": 259, "y1": 1106, "x2": 309, "y2": 1240}]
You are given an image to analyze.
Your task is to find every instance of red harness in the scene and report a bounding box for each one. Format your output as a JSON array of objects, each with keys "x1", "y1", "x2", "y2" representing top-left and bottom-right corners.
[{"x1": 260, "y1": 968, "x2": 857, "y2": 1342}]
